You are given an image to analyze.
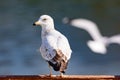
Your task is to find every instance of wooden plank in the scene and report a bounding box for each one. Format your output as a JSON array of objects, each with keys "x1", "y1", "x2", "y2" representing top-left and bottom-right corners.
[{"x1": 0, "y1": 75, "x2": 119, "y2": 80}]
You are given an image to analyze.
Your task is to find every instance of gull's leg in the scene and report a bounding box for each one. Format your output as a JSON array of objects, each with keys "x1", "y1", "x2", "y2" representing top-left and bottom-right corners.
[
  {"x1": 48, "y1": 64, "x2": 52, "y2": 77},
  {"x1": 60, "y1": 72, "x2": 63, "y2": 77}
]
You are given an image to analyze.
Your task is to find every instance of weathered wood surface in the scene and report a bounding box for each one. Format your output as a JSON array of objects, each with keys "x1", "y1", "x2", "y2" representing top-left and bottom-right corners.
[{"x1": 0, "y1": 75, "x2": 120, "y2": 80}]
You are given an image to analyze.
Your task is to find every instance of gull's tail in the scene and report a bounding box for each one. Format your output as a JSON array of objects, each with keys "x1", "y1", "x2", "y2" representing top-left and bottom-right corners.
[{"x1": 48, "y1": 49, "x2": 69, "y2": 74}]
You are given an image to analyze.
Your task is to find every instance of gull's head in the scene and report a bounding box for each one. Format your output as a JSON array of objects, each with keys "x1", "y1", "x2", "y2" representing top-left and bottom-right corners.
[
  {"x1": 87, "y1": 40, "x2": 107, "y2": 54},
  {"x1": 33, "y1": 15, "x2": 54, "y2": 28}
]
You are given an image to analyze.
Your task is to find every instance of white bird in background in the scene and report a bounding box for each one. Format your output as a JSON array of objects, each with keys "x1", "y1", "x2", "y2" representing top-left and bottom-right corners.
[
  {"x1": 63, "y1": 18, "x2": 120, "y2": 54},
  {"x1": 33, "y1": 15, "x2": 72, "y2": 77}
]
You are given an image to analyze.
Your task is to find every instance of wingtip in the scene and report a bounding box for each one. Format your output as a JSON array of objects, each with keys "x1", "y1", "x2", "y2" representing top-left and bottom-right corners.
[{"x1": 62, "y1": 17, "x2": 70, "y2": 24}]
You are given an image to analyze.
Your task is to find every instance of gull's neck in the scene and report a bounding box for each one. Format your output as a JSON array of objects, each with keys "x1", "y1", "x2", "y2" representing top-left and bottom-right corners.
[{"x1": 41, "y1": 24, "x2": 55, "y2": 36}]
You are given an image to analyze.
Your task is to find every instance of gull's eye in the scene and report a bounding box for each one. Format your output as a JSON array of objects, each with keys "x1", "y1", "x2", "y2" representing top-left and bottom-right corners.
[{"x1": 42, "y1": 18, "x2": 47, "y2": 21}]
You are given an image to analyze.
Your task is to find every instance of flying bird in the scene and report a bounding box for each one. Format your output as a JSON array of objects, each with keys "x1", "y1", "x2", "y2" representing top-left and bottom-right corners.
[
  {"x1": 63, "y1": 17, "x2": 120, "y2": 54},
  {"x1": 33, "y1": 15, "x2": 72, "y2": 77}
]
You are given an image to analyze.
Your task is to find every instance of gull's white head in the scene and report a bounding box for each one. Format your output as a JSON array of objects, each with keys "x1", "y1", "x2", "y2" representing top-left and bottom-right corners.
[
  {"x1": 87, "y1": 40, "x2": 107, "y2": 54},
  {"x1": 33, "y1": 15, "x2": 54, "y2": 28}
]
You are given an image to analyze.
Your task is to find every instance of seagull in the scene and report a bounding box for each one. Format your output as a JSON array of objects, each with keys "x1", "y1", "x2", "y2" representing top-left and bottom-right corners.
[
  {"x1": 63, "y1": 17, "x2": 120, "y2": 54},
  {"x1": 33, "y1": 15, "x2": 72, "y2": 77}
]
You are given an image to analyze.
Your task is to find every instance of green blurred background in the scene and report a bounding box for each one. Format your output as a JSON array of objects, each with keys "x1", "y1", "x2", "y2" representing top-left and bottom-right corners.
[{"x1": 0, "y1": 0, "x2": 120, "y2": 75}]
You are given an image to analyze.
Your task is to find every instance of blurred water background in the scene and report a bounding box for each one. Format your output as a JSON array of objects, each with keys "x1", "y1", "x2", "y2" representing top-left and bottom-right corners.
[{"x1": 0, "y1": 0, "x2": 120, "y2": 75}]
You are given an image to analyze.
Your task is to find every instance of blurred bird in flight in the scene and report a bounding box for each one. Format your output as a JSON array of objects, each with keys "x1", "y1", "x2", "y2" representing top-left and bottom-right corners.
[{"x1": 63, "y1": 17, "x2": 120, "y2": 54}]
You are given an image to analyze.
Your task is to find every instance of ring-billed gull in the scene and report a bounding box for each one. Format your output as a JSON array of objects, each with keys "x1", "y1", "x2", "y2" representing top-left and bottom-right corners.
[
  {"x1": 63, "y1": 18, "x2": 120, "y2": 54},
  {"x1": 33, "y1": 15, "x2": 72, "y2": 77}
]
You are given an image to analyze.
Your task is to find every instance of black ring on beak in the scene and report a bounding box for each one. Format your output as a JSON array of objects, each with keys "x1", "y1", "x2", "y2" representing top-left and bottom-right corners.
[{"x1": 33, "y1": 23, "x2": 36, "y2": 26}]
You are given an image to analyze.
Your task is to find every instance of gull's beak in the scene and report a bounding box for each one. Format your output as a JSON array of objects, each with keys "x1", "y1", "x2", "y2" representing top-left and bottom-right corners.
[{"x1": 33, "y1": 21, "x2": 40, "y2": 26}]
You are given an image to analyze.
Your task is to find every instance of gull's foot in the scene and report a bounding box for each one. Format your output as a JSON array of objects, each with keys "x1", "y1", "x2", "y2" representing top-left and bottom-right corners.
[
  {"x1": 59, "y1": 72, "x2": 64, "y2": 78},
  {"x1": 43, "y1": 74, "x2": 53, "y2": 77}
]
